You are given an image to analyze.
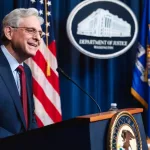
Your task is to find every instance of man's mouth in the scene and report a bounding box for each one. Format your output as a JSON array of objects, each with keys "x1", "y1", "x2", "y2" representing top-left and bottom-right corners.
[{"x1": 28, "y1": 42, "x2": 38, "y2": 47}]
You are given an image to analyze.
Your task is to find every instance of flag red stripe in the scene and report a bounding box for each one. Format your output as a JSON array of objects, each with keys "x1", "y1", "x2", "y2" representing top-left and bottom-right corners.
[
  {"x1": 33, "y1": 78, "x2": 62, "y2": 122},
  {"x1": 35, "y1": 114, "x2": 44, "y2": 128},
  {"x1": 48, "y1": 41, "x2": 56, "y2": 56},
  {"x1": 32, "y1": 51, "x2": 60, "y2": 94}
]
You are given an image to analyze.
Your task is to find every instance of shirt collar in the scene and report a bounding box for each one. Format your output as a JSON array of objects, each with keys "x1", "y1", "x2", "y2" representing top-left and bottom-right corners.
[{"x1": 1, "y1": 45, "x2": 23, "y2": 72}]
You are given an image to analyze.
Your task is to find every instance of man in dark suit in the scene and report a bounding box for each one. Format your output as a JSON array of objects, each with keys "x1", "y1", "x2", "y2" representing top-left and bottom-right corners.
[{"x1": 0, "y1": 8, "x2": 44, "y2": 138}]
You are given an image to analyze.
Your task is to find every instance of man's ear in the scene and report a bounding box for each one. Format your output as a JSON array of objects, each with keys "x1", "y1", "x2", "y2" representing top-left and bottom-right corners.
[{"x1": 3, "y1": 26, "x2": 13, "y2": 40}]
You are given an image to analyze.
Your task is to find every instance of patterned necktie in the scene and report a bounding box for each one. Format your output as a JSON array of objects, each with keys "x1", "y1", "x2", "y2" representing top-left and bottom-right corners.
[{"x1": 17, "y1": 65, "x2": 28, "y2": 129}]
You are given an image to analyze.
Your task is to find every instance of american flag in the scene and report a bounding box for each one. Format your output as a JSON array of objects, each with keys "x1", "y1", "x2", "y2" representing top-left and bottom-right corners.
[{"x1": 25, "y1": 0, "x2": 62, "y2": 127}]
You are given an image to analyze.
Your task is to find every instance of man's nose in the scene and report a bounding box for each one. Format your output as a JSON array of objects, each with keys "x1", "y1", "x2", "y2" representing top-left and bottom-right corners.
[{"x1": 33, "y1": 32, "x2": 41, "y2": 41}]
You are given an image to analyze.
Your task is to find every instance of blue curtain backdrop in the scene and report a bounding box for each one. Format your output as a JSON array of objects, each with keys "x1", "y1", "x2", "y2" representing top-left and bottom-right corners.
[{"x1": 0, "y1": 0, "x2": 144, "y2": 120}]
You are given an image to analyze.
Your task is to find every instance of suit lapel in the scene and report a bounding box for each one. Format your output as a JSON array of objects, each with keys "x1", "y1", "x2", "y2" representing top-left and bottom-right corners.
[{"x1": 0, "y1": 49, "x2": 26, "y2": 128}]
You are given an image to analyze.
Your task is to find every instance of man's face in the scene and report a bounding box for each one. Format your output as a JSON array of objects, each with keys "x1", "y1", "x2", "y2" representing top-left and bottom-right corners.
[{"x1": 8, "y1": 16, "x2": 42, "y2": 60}]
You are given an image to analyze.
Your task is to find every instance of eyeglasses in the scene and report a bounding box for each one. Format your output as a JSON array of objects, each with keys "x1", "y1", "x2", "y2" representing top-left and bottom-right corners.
[{"x1": 11, "y1": 26, "x2": 45, "y2": 38}]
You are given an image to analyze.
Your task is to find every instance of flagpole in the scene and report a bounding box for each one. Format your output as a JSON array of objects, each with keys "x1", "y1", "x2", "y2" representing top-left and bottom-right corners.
[
  {"x1": 44, "y1": 0, "x2": 51, "y2": 76},
  {"x1": 45, "y1": 0, "x2": 48, "y2": 47}
]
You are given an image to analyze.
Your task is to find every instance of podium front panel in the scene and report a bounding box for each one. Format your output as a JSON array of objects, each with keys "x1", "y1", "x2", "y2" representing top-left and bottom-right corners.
[{"x1": 0, "y1": 109, "x2": 148, "y2": 150}]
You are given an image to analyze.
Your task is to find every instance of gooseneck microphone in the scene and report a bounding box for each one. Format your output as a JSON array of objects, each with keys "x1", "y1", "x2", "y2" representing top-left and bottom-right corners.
[{"x1": 56, "y1": 67, "x2": 101, "y2": 113}]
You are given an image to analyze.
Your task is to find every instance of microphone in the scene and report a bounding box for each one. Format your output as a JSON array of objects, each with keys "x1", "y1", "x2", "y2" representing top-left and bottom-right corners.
[{"x1": 56, "y1": 67, "x2": 101, "y2": 113}]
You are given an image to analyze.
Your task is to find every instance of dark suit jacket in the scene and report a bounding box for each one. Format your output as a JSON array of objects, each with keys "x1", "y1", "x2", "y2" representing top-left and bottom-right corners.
[{"x1": 0, "y1": 48, "x2": 37, "y2": 138}]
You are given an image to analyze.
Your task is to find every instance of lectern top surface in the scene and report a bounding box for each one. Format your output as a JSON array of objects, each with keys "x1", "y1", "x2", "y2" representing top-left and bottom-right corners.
[{"x1": 76, "y1": 108, "x2": 143, "y2": 122}]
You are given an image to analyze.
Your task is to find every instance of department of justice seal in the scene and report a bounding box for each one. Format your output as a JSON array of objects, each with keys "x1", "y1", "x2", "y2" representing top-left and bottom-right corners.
[
  {"x1": 67, "y1": 0, "x2": 138, "y2": 59},
  {"x1": 107, "y1": 111, "x2": 142, "y2": 150}
]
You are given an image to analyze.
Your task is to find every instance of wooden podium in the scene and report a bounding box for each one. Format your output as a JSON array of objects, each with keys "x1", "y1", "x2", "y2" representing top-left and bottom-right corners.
[{"x1": 0, "y1": 108, "x2": 148, "y2": 150}]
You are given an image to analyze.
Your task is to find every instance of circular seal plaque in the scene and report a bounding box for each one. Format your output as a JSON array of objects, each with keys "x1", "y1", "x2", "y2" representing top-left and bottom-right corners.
[
  {"x1": 66, "y1": 0, "x2": 138, "y2": 59},
  {"x1": 107, "y1": 111, "x2": 142, "y2": 150}
]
